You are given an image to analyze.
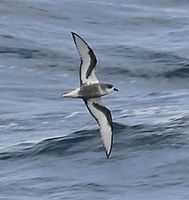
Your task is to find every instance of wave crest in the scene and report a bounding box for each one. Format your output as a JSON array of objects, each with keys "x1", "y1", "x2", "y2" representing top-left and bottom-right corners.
[{"x1": 0, "y1": 119, "x2": 188, "y2": 160}]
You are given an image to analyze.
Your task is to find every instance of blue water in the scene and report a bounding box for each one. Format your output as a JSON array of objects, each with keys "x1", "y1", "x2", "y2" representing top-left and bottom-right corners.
[{"x1": 0, "y1": 0, "x2": 189, "y2": 199}]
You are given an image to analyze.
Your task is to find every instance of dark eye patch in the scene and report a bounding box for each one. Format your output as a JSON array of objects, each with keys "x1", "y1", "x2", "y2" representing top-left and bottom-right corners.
[{"x1": 107, "y1": 84, "x2": 113, "y2": 89}]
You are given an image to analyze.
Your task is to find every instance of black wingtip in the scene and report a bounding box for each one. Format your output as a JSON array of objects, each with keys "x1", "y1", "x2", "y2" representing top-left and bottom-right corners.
[
  {"x1": 71, "y1": 32, "x2": 76, "y2": 39},
  {"x1": 106, "y1": 153, "x2": 110, "y2": 159},
  {"x1": 71, "y1": 31, "x2": 75, "y2": 36},
  {"x1": 71, "y1": 32, "x2": 83, "y2": 46},
  {"x1": 105, "y1": 135, "x2": 113, "y2": 159},
  {"x1": 71, "y1": 32, "x2": 81, "y2": 40},
  {"x1": 105, "y1": 149, "x2": 112, "y2": 159}
]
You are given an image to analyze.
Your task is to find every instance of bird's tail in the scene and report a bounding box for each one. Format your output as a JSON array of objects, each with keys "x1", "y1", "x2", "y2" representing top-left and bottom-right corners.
[
  {"x1": 61, "y1": 92, "x2": 70, "y2": 98},
  {"x1": 61, "y1": 88, "x2": 80, "y2": 98}
]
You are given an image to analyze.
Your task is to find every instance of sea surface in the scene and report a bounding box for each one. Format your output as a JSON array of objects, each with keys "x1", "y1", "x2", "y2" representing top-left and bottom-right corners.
[{"x1": 0, "y1": 0, "x2": 189, "y2": 199}]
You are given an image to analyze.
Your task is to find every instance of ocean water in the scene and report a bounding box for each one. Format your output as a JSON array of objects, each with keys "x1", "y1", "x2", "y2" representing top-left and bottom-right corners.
[{"x1": 0, "y1": 0, "x2": 189, "y2": 199}]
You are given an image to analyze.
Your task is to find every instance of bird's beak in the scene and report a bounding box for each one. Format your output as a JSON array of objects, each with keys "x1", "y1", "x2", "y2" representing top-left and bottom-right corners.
[{"x1": 114, "y1": 88, "x2": 118, "y2": 92}]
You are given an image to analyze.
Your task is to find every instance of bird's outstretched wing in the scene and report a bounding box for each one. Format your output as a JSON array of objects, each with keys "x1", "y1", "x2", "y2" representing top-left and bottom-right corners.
[
  {"x1": 71, "y1": 32, "x2": 99, "y2": 86},
  {"x1": 83, "y1": 98, "x2": 113, "y2": 158}
]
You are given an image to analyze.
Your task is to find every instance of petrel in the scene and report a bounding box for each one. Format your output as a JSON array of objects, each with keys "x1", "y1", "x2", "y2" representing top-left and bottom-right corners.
[{"x1": 62, "y1": 32, "x2": 118, "y2": 158}]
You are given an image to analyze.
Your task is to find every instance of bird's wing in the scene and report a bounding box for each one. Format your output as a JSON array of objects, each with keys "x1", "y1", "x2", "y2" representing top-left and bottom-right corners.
[
  {"x1": 71, "y1": 32, "x2": 99, "y2": 86},
  {"x1": 83, "y1": 97, "x2": 113, "y2": 158}
]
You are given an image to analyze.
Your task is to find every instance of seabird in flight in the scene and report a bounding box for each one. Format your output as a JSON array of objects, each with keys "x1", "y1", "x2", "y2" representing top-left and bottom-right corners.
[{"x1": 62, "y1": 32, "x2": 118, "y2": 158}]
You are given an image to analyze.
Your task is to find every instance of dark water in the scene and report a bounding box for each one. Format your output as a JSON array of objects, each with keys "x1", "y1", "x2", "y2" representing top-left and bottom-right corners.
[{"x1": 0, "y1": 0, "x2": 189, "y2": 199}]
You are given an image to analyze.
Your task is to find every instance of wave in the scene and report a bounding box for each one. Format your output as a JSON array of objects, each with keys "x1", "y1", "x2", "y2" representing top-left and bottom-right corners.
[
  {"x1": 0, "y1": 119, "x2": 188, "y2": 160},
  {"x1": 103, "y1": 45, "x2": 189, "y2": 79},
  {"x1": 0, "y1": 46, "x2": 57, "y2": 59},
  {"x1": 163, "y1": 65, "x2": 189, "y2": 78},
  {"x1": 0, "y1": 129, "x2": 97, "y2": 160},
  {"x1": 1, "y1": 35, "x2": 188, "y2": 79},
  {"x1": 106, "y1": 65, "x2": 189, "y2": 79}
]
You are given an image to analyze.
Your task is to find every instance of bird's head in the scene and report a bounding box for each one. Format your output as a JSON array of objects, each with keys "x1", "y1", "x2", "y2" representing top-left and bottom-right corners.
[{"x1": 104, "y1": 84, "x2": 118, "y2": 94}]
